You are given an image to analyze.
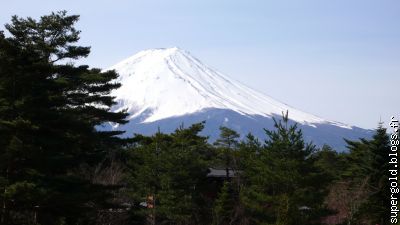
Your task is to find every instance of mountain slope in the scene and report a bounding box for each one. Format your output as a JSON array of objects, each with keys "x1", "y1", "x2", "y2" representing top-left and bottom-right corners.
[{"x1": 104, "y1": 47, "x2": 372, "y2": 151}]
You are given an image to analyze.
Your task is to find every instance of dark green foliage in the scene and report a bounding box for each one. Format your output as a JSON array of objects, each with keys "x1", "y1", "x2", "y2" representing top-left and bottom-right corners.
[
  {"x1": 213, "y1": 181, "x2": 236, "y2": 225},
  {"x1": 236, "y1": 133, "x2": 276, "y2": 224},
  {"x1": 313, "y1": 145, "x2": 347, "y2": 181},
  {"x1": 212, "y1": 127, "x2": 243, "y2": 225},
  {"x1": 0, "y1": 11, "x2": 128, "y2": 225},
  {"x1": 214, "y1": 126, "x2": 240, "y2": 179},
  {"x1": 366, "y1": 125, "x2": 391, "y2": 224},
  {"x1": 0, "y1": 10, "x2": 390, "y2": 225},
  {"x1": 342, "y1": 124, "x2": 391, "y2": 225},
  {"x1": 207, "y1": 116, "x2": 332, "y2": 225},
  {"x1": 126, "y1": 123, "x2": 212, "y2": 225},
  {"x1": 319, "y1": 124, "x2": 392, "y2": 225},
  {"x1": 239, "y1": 115, "x2": 331, "y2": 225}
]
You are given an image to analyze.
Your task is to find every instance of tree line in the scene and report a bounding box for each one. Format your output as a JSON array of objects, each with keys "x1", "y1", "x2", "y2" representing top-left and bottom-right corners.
[{"x1": 0, "y1": 12, "x2": 393, "y2": 225}]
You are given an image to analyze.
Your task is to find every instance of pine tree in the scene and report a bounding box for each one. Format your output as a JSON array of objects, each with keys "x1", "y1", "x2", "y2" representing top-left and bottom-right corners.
[
  {"x1": 240, "y1": 114, "x2": 330, "y2": 225},
  {"x1": 343, "y1": 123, "x2": 391, "y2": 224},
  {"x1": 213, "y1": 181, "x2": 236, "y2": 225},
  {"x1": 214, "y1": 126, "x2": 240, "y2": 179},
  {"x1": 313, "y1": 145, "x2": 346, "y2": 181},
  {"x1": 366, "y1": 124, "x2": 390, "y2": 224},
  {"x1": 0, "y1": 11, "x2": 128, "y2": 225},
  {"x1": 238, "y1": 134, "x2": 276, "y2": 224},
  {"x1": 212, "y1": 127, "x2": 244, "y2": 224},
  {"x1": 127, "y1": 123, "x2": 212, "y2": 225}
]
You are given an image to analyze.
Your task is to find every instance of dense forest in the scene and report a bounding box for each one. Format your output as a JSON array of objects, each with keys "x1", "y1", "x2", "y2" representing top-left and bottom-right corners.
[{"x1": 0, "y1": 12, "x2": 393, "y2": 225}]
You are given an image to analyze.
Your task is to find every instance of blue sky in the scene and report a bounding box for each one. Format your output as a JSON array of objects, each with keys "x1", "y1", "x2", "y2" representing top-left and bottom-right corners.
[{"x1": 1, "y1": 0, "x2": 399, "y2": 129}]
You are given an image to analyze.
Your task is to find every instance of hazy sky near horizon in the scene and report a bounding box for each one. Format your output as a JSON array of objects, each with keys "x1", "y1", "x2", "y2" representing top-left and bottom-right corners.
[{"x1": 1, "y1": 0, "x2": 399, "y2": 129}]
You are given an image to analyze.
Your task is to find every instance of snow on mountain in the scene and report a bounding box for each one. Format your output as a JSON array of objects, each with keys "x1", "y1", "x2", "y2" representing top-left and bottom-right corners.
[{"x1": 106, "y1": 47, "x2": 351, "y2": 129}]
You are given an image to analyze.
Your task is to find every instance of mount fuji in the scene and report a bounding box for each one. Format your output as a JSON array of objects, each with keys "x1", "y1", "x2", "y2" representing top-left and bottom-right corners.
[{"x1": 104, "y1": 47, "x2": 372, "y2": 151}]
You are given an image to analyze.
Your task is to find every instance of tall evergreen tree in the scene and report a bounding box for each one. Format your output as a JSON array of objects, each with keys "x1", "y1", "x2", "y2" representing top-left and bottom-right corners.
[
  {"x1": 343, "y1": 123, "x2": 391, "y2": 224},
  {"x1": 366, "y1": 124, "x2": 390, "y2": 224},
  {"x1": 213, "y1": 181, "x2": 237, "y2": 225},
  {"x1": 127, "y1": 123, "x2": 211, "y2": 225},
  {"x1": 240, "y1": 114, "x2": 330, "y2": 225},
  {"x1": 212, "y1": 127, "x2": 243, "y2": 225},
  {"x1": 266, "y1": 116, "x2": 329, "y2": 224},
  {"x1": 214, "y1": 126, "x2": 240, "y2": 179},
  {"x1": 238, "y1": 133, "x2": 276, "y2": 225},
  {"x1": 313, "y1": 145, "x2": 346, "y2": 181},
  {"x1": 0, "y1": 11, "x2": 128, "y2": 225}
]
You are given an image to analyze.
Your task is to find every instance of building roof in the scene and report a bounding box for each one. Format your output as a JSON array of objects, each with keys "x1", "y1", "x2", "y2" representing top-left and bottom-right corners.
[{"x1": 207, "y1": 168, "x2": 236, "y2": 178}]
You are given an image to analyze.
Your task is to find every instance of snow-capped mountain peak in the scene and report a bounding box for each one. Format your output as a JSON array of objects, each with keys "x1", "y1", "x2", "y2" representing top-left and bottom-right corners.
[{"x1": 106, "y1": 47, "x2": 350, "y2": 129}]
